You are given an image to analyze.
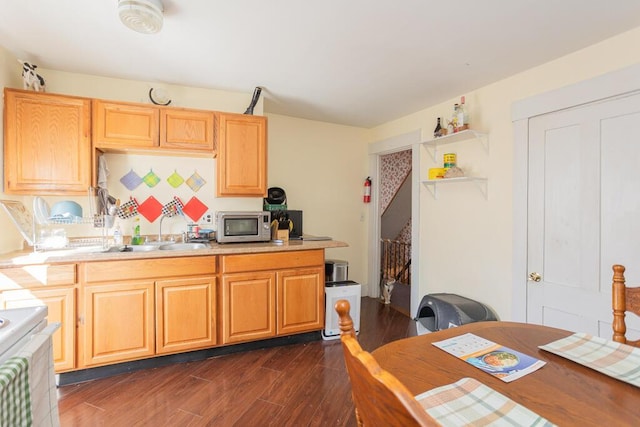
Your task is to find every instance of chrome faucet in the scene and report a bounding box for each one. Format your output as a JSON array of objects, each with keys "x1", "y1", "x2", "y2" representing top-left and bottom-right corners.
[{"x1": 158, "y1": 214, "x2": 169, "y2": 242}]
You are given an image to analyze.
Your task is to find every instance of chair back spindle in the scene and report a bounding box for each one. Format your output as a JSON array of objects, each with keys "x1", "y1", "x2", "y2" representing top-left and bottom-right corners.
[
  {"x1": 335, "y1": 300, "x2": 439, "y2": 426},
  {"x1": 612, "y1": 264, "x2": 640, "y2": 347}
]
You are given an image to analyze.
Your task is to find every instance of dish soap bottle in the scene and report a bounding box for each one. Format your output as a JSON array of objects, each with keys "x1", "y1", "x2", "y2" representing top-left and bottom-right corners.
[{"x1": 131, "y1": 217, "x2": 142, "y2": 245}]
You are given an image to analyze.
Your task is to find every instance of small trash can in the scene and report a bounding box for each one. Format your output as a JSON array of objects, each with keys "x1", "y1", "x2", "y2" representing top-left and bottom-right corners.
[
  {"x1": 325, "y1": 259, "x2": 348, "y2": 283},
  {"x1": 415, "y1": 293, "x2": 498, "y2": 335}
]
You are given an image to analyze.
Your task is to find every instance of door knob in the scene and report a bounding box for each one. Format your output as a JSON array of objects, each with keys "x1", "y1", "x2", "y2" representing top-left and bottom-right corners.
[{"x1": 528, "y1": 272, "x2": 542, "y2": 282}]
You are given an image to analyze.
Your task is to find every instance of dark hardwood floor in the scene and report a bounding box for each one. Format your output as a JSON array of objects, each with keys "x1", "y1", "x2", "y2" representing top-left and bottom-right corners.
[{"x1": 57, "y1": 297, "x2": 415, "y2": 426}]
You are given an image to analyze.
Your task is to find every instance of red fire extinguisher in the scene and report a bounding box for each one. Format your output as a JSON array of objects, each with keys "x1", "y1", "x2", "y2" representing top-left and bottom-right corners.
[{"x1": 363, "y1": 177, "x2": 371, "y2": 203}]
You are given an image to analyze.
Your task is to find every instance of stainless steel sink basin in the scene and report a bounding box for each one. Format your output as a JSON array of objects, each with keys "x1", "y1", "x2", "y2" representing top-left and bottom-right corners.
[
  {"x1": 105, "y1": 244, "x2": 159, "y2": 253},
  {"x1": 158, "y1": 243, "x2": 208, "y2": 251}
]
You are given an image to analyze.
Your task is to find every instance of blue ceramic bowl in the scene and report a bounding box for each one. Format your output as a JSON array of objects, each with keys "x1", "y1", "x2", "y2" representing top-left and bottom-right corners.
[{"x1": 49, "y1": 201, "x2": 83, "y2": 222}]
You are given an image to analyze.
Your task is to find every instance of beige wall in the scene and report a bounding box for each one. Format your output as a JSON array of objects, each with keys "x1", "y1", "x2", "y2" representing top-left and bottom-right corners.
[
  {"x1": 0, "y1": 47, "x2": 26, "y2": 251},
  {"x1": 266, "y1": 114, "x2": 368, "y2": 283},
  {"x1": 369, "y1": 26, "x2": 640, "y2": 319}
]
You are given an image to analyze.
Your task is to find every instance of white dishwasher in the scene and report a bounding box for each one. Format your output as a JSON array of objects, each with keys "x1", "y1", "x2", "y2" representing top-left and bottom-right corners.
[{"x1": 0, "y1": 306, "x2": 60, "y2": 426}]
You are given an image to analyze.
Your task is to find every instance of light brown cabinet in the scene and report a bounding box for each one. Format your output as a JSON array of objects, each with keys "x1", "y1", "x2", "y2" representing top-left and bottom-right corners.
[
  {"x1": 80, "y1": 256, "x2": 217, "y2": 368},
  {"x1": 82, "y1": 281, "x2": 155, "y2": 367},
  {"x1": 156, "y1": 276, "x2": 217, "y2": 354},
  {"x1": 277, "y1": 267, "x2": 324, "y2": 335},
  {"x1": 220, "y1": 250, "x2": 324, "y2": 344},
  {"x1": 92, "y1": 100, "x2": 159, "y2": 149},
  {"x1": 0, "y1": 263, "x2": 77, "y2": 372},
  {"x1": 216, "y1": 112, "x2": 267, "y2": 197},
  {"x1": 3, "y1": 88, "x2": 91, "y2": 195},
  {"x1": 93, "y1": 100, "x2": 215, "y2": 156},
  {"x1": 221, "y1": 271, "x2": 276, "y2": 343},
  {"x1": 161, "y1": 108, "x2": 215, "y2": 153}
]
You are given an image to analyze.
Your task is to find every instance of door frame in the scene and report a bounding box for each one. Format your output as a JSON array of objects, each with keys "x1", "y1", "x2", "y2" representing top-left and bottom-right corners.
[
  {"x1": 511, "y1": 62, "x2": 640, "y2": 322},
  {"x1": 367, "y1": 130, "x2": 420, "y2": 303}
]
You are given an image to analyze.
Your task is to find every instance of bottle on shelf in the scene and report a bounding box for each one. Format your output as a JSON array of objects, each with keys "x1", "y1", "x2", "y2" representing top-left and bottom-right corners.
[
  {"x1": 433, "y1": 117, "x2": 442, "y2": 138},
  {"x1": 457, "y1": 96, "x2": 469, "y2": 131},
  {"x1": 451, "y1": 104, "x2": 459, "y2": 133}
]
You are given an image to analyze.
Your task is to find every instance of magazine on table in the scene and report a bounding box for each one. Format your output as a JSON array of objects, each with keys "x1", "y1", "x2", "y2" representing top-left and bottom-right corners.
[{"x1": 432, "y1": 333, "x2": 546, "y2": 382}]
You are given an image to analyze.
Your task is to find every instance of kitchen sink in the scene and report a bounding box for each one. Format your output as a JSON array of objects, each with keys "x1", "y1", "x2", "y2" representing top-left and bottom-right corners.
[
  {"x1": 158, "y1": 243, "x2": 209, "y2": 251},
  {"x1": 105, "y1": 244, "x2": 159, "y2": 253}
]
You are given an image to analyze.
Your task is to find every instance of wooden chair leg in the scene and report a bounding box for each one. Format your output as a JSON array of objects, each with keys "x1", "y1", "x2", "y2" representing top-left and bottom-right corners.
[{"x1": 355, "y1": 407, "x2": 364, "y2": 427}]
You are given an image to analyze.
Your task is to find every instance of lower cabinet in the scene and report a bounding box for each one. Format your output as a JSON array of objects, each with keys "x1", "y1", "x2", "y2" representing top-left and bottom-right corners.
[
  {"x1": 277, "y1": 267, "x2": 324, "y2": 335},
  {"x1": 83, "y1": 281, "x2": 155, "y2": 367},
  {"x1": 1, "y1": 286, "x2": 76, "y2": 372},
  {"x1": 0, "y1": 250, "x2": 327, "y2": 373},
  {"x1": 156, "y1": 276, "x2": 217, "y2": 354},
  {"x1": 222, "y1": 271, "x2": 276, "y2": 343},
  {"x1": 0, "y1": 263, "x2": 77, "y2": 372},
  {"x1": 80, "y1": 256, "x2": 217, "y2": 368},
  {"x1": 221, "y1": 250, "x2": 324, "y2": 344}
]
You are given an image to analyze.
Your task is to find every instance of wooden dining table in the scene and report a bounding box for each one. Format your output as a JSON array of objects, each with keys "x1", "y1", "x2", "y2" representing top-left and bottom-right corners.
[{"x1": 372, "y1": 321, "x2": 640, "y2": 426}]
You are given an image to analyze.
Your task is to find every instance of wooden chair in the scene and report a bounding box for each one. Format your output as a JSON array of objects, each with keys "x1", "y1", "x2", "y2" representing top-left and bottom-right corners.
[
  {"x1": 612, "y1": 264, "x2": 640, "y2": 347},
  {"x1": 335, "y1": 299, "x2": 439, "y2": 427}
]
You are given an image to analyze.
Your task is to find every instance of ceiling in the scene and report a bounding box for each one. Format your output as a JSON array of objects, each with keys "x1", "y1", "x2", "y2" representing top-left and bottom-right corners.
[{"x1": 1, "y1": 1, "x2": 640, "y2": 128}]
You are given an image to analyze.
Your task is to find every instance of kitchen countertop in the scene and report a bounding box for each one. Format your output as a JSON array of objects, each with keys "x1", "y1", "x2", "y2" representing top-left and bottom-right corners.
[{"x1": 0, "y1": 239, "x2": 348, "y2": 267}]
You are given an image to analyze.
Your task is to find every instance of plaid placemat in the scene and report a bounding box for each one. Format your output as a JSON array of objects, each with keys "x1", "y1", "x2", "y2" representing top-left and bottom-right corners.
[
  {"x1": 186, "y1": 170, "x2": 206, "y2": 192},
  {"x1": 0, "y1": 356, "x2": 32, "y2": 426},
  {"x1": 119, "y1": 169, "x2": 143, "y2": 191},
  {"x1": 539, "y1": 332, "x2": 640, "y2": 388},
  {"x1": 416, "y1": 377, "x2": 554, "y2": 426},
  {"x1": 143, "y1": 169, "x2": 161, "y2": 188},
  {"x1": 166, "y1": 170, "x2": 185, "y2": 188}
]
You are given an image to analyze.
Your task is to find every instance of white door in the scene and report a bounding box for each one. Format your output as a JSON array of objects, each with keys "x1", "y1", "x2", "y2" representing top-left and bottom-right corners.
[{"x1": 527, "y1": 92, "x2": 640, "y2": 337}]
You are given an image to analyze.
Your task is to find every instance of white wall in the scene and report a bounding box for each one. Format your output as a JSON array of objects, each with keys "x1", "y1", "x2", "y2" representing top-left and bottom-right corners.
[
  {"x1": 266, "y1": 114, "x2": 368, "y2": 284},
  {"x1": 369, "y1": 26, "x2": 640, "y2": 320}
]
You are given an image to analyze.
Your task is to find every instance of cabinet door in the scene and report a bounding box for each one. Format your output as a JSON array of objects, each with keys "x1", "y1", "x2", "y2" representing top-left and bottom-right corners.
[
  {"x1": 216, "y1": 113, "x2": 267, "y2": 196},
  {"x1": 3, "y1": 88, "x2": 91, "y2": 195},
  {"x1": 277, "y1": 267, "x2": 324, "y2": 335},
  {"x1": 1, "y1": 287, "x2": 76, "y2": 372},
  {"x1": 221, "y1": 271, "x2": 276, "y2": 344},
  {"x1": 160, "y1": 108, "x2": 215, "y2": 153},
  {"x1": 155, "y1": 276, "x2": 216, "y2": 354},
  {"x1": 93, "y1": 100, "x2": 159, "y2": 148},
  {"x1": 82, "y1": 281, "x2": 154, "y2": 366}
]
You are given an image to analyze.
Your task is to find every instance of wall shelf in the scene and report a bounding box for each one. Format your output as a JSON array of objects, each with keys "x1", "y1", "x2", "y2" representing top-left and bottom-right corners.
[
  {"x1": 422, "y1": 129, "x2": 489, "y2": 162},
  {"x1": 421, "y1": 177, "x2": 488, "y2": 199}
]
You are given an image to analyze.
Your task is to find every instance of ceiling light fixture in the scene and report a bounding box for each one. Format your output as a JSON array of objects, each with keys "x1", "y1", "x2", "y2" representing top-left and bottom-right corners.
[{"x1": 118, "y1": 0, "x2": 164, "y2": 34}]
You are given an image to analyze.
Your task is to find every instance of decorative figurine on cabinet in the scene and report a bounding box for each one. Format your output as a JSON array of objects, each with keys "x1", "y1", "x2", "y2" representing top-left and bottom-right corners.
[{"x1": 19, "y1": 60, "x2": 46, "y2": 92}]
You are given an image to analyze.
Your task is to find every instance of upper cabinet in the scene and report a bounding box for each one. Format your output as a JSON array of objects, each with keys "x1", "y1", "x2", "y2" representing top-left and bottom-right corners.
[
  {"x1": 161, "y1": 108, "x2": 215, "y2": 152},
  {"x1": 4, "y1": 88, "x2": 91, "y2": 195},
  {"x1": 93, "y1": 100, "x2": 215, "y2": 156},
  {"x1": 216, "y1": 112, "x2": 267, "y2": 197},
  {"x1": 4, "y1": 90, "x2": 265, "y2": 195},
  {"x1": 92, "y1": 100, "x2": 159, "y2": 149}
]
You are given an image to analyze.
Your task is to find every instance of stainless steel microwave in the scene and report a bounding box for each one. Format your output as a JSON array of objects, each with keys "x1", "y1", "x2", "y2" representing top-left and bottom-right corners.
[{"x1": 215, "y1": 211, "x2": 271, "y2": 243}]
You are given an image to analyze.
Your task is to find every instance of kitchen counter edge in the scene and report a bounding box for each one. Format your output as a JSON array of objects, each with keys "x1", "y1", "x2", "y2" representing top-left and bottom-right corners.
[{"x1": 0, "y1": 240, "x2": 348, "y2": 268}]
